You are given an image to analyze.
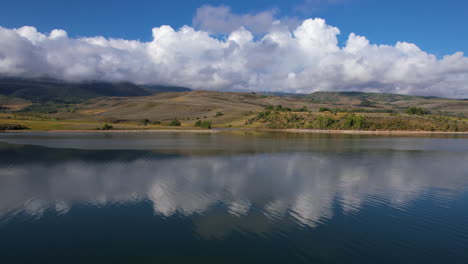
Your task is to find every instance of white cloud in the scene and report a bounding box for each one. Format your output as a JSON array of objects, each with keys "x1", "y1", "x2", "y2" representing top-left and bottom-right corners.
[{"x1": 1, "y1": 15, "x2": 468, "y2": 98}]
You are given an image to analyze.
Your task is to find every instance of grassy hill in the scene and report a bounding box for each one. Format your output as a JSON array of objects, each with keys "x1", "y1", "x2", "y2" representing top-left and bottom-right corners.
[
  {"x1": 0, "y1": 78, "x2": 191, "y2": 104},
  {"x1": 1, "y1": 86, "x2": 468, "y2": 132}
]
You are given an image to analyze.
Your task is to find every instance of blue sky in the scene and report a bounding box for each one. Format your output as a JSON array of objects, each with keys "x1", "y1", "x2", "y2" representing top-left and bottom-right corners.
[{"x1": 1, "y1": 0, "x2": 467, "y2": 56}]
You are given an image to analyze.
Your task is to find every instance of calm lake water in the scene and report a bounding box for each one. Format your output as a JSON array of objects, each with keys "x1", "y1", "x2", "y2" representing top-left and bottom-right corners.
[{"x1": 0, "y1": 131, "x2": 468, "y2": 263}]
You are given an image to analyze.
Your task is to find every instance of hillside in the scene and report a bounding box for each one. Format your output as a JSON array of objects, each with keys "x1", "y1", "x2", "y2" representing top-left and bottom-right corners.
[
  {"x1": 1, "y1": 88, "x2": 468, "y2": 132},
  {"x1": 0, "y1": 78, "x2": 191, "y2": 104}
]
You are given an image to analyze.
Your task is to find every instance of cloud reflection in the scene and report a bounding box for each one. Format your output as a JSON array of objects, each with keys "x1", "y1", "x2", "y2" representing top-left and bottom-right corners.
[{"x1": 1, "y1": 149, "x2": 467, "y2": 233}]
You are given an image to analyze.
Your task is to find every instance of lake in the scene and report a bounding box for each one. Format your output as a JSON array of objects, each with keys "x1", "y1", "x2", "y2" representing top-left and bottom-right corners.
[{"x1": 0, "y1": 131, "x2": 467, "y2": 263}]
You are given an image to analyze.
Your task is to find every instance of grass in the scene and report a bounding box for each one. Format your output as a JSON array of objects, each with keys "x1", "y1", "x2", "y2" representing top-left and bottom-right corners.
[
  {"x1": 246, "y1": 111, "x2": 468, "y2": 132},
  {"x1": 2, "y1": 90, "x2": 468, "y2": 132}
]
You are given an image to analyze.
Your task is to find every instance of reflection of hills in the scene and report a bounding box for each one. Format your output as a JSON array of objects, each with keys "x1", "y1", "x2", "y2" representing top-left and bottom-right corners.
[
  {"x1": 1, "y1": 132, "x2": 467, "y2": 159},
  {"x1": 1, "y1": 144, "x2": 467, "y2": 236}
]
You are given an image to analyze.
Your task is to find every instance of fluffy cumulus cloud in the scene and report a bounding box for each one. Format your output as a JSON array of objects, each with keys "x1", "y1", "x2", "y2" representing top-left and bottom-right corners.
[{"x1": 1, "y1": 16, "x2": 468, "y2": 97}]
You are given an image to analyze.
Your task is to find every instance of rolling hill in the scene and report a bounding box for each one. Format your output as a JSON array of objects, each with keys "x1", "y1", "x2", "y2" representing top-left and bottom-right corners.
[
  {"x1": 1, "y1": 79, "x2": 467, "y2": 131},
  {"x1": 0, "y1": 78, "x2": 191, "y2": 104}
]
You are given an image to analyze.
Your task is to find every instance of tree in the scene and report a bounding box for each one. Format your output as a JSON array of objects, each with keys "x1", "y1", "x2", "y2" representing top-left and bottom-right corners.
[
  {"x1": 343, "y1": 114, "x2": 368, "y2": 129},
  {"x1": 406, "y1": 107, "x2": 429, "y2": 115},
  {"x1": 317, "y1": 115, "x2": 335, "y2": 129},
  {"x1": 101, "y1": 124, "x2": 113, "y2": 130},
  {"x1": 359, "y1": 99, "x2": 373, "y2": 107},
  {"x1": 170, "y1": 119, "x2": 181, "y2": 126},
  {"x1": 195, "y1": 120, "x2": 212, "y2": 129},
  {"x1": 142, "y1": 119, "x2": 150, "y2": 126}
]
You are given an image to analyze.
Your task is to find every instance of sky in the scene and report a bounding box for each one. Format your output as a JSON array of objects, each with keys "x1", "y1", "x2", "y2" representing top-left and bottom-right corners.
[{"x1": 1, "y1": 0, "x2": 468, "y2": 98}]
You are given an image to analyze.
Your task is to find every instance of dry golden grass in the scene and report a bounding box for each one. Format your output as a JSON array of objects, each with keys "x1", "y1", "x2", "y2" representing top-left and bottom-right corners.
[{"x1": 3, "y1": 90, "x2": 468, "y2": 132}]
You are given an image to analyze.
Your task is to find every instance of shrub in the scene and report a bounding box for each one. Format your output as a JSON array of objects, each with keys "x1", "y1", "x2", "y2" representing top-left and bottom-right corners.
[
  {"x1": 20, "y1": 103, "x2": 62, "y2": 114},
  {"x1": 274, "y1": 105, "x2": 291, "y2": 112},
  {"x1": 0, "y1": 124, "x2": 30, "y2": 130},
  {"x1": 101, "y1": 124, "x2": 113, "y2": 130},
  {"x1": 319, "y1": 107, "x2": 331, "y2": 112},
  {"x1": 256, "y1": 110, "x2": 272, "y2": 119},
  {"x1": 359, "y1": 99, "x2": 374, "y2": 107},
  {"x1": 406, "y1": 107, "x2": 429, "y2": 115},
  {"x1": 317, "y1": 115, "x2": 335, "y2": 129},
  {"x1": 195, "y1": 120, "x2": 212, "y2": 129},
  {"x1": 294, "y1": 106, "x2": 308, "y2": 112},
  {"x1": 266, "y1": 105, "x2": 293, "y2": 112},
  {"x1": 343, "y1": 114, "x2": 368, "y2": 129},
  {"x1": 215, "y1": 112, "x2": 224, "y2": 117},
  {"x1": 200, "y1": 121, "x2": 212, "y2": 129},
  {"x1": 170, "y1": 119, "x2": 181, "y2": 126},
  {"x1": 141, "y1": 119, "x2": 150, "y2": 126}
]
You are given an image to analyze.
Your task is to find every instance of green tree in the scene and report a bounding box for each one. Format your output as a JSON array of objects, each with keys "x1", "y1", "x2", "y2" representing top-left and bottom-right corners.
[
  {"x1": 343, "y1": 114, "x2": 368, "y2": 129},
  {"x1": 142, "y1": 119, "x2": 150, "y2": 126},
  {"x1": 317, "y1": 115, "x2": 335, "y2": 129},
  {"x1": 406, "y1": 107, "x2": 429, "y2": 115},
  {"x1": 200, "y1": 121, "x2": 212, "y2": 129},
  {"x1": 359, "y1": 99, "x2": 373, "y2": 107},
  {"x1": 170, "y1": 119, "x2": 181, "y2": 126},
  {"x1": 319, "y1": 107, "x2": 331, "y2": 112},
  {"x1": 101, "y1": 124, "x2": 113, "y2": 130}
]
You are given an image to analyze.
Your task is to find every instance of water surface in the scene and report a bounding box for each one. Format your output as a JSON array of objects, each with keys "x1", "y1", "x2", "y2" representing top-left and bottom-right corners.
[{"x1": 0, "y1": 132, "x2": 467, "y2": 263}]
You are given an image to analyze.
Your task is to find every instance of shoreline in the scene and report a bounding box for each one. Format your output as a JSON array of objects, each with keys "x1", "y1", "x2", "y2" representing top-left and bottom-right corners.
[
  {"x1": 1, "y1": 128, "x2": 468, "y2": 136},
  {"x1": 259, "y1": 129, "x2": 468, "y2": 136},
  {"x1": 1, "y1": 129, "x2": 220, "y2": 134}
]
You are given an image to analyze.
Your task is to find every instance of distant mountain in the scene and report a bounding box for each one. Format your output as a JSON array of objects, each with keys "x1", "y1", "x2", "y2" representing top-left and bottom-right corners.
[
  {"x1": 141, "y1": 85, "x2": 192, "y2": 94},
  {"x1": 258, "y1": 91, "x2": 309, "y2": 98},
  {"x1": 306, "y1": 91, "x2": 438, "y2": 103},
  {"x1": 0, "y1": 78, "x2": 191, "y2": 103}
]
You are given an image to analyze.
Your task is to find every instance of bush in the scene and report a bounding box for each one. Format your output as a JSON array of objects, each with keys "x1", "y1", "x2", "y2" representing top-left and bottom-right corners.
[
  {"x1": 406, "y1": 107, "x2": 429, "y2": 115},
  {"x1": 215, "y1": 112, "x2": 224, "y2": 117},
  {"x1": 294, "y1": 106, "x2": 308, "y2": 112},
  {"x1": 359, "y1": 99, "x2": 374, "y2": 107},
  {"x1": 101, "y1": 124, "x2": 113, "y2": 130},
  {"x1": 274, "y1": 105, "x2": 291, "y2": 112},
  {"x1": 317, "y1": 115, "x2": 335, "y2": 129},
  {"x1": 319, "y1": 107, "x2": 331, "y2": 112},
  {"x1": 343, "y1": 114, "x2": 368, "y2": 129},
  {"x1": 20, "y1": 103, "x2": 62, "y2": 114},
  {"x1": 0, "y1": 124, "x2": 30, "y2": 130},
  {"x1": 258, "y1": 110, "x2": 273, "y2": 119},
  {"x1": 195, "y1": 120, "x2": 212, "y2": 129},
  {"x1": 170, "y1": 119, "x2": 181, "y2": 126},
  {"x1": 266, "y1": 105, "x2": 293, "y2": 112},
  {"x1": 141, "y1": 119, "x2": 150, "y2": 126}
]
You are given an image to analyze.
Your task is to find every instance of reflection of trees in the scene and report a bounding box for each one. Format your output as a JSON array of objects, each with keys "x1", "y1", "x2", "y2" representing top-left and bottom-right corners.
[{"x1": 0, "y1": 150, "x2": 467, "y2": 234}]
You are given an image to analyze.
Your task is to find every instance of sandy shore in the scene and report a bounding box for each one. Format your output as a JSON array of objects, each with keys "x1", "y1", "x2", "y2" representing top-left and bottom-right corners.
[
  {"x1": 1, "y1": 129, "x2": 220, "y2": 133},
  {"x1": 260, "y1": 129, "x2": 468, "y2": 136}
]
